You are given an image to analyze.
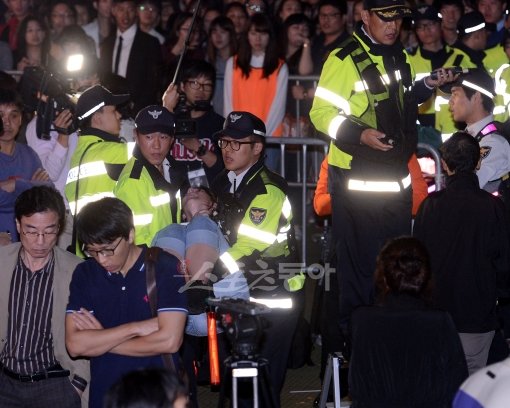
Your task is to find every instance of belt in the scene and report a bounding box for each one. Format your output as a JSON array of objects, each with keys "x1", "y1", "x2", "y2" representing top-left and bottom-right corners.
[
  {"x1": 347, "y1": 173, "x2": 412, "y2": 192},
  {"x1": 0, "y1": 363, "x2": 70, "y2": 382}
]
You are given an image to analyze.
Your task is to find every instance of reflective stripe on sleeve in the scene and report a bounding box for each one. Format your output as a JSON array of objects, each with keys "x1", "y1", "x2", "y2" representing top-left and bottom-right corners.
[
  {"x1": 315, "y1": 86, "x2": 351, "y2": 114},
  {"x1": 282, "y1": 196, "x2": 291, "y2": 219},
  {"x1": 328, "y1": 115, "x2": 348, "y2": 139},
  {"x1": 220, "y1": 252, "x2": 240, "y2": 275}
]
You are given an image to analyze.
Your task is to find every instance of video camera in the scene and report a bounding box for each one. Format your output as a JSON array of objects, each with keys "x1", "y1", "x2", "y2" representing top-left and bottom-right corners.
[
  {"x1": 207, "y1": 298, "x2": 270, "y2": 359},
  {"x1": 174, "y1": 93, "x2": 211, "y2": 138},
  {"x1": 19, "y1": 54, "x2": 90, "y2": 139}
]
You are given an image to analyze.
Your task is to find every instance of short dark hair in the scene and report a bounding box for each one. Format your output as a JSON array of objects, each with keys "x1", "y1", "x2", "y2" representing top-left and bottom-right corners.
[
  {"x1": 104, "y1": 368, "x2": 188, "y2": 408},
  {"x1": 318, "y1": 0, "x2": 348, "y2": 15},
  {"x1": 462, "y1": 84, "x2": 495, "y2": 113},
  {"x1": 76, "y1": 197, "x2": 133, "y2": 246},
  {"x1": 0, "y1": 88, "x2": 24, "y2": 111},
  {"x1": 375, "y1": 237, "x2": 432, "y2": 301},
  {"x1": 181, "y1": 60, "x2": 216, "y2": 84},
  {"x1": 15, "y1": 186, "x2": 66, "y2": 233},
  {"x1": 439, "y1": 131, "x2": 480, "y2": 174}
]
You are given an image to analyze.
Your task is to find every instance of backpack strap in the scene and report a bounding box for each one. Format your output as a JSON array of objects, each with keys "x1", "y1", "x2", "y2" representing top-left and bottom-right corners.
[{"x1": 144, "y1": 246, "x2": 177, "y2": 372}]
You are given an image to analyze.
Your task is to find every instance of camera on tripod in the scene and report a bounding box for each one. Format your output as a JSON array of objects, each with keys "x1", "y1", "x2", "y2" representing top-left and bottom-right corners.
[
  {"x1": 174, "y1": 93, "x2": 211, "y2": 138},
  {"x1": 207, "y1": 298, "x2": 270, "y2": 359},
  {"x1": 19, "y1": 54, "x2": 89, "y2": 140}
]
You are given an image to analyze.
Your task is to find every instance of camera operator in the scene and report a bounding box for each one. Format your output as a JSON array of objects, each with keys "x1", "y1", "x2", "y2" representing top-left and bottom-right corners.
[
  {"x1": 162, "y1": 61, "x2": 225, "y2": 185},
  {"x1": 210, "y1": 111, "x2": 300, "y2": 408}
]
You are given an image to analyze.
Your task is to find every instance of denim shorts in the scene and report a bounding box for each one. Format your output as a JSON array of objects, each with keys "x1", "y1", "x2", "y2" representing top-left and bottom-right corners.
[{"x1": 152, "y1": 215, "x2": 229, "y2": 257}]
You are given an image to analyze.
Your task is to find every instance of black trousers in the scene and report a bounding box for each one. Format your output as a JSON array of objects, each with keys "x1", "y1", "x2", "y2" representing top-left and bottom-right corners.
[
  {"x1": 0, "y1": 371, "x2": 81, "y2": 408},
  {"x1": 329, "y1": 171, "x2": 412, "y2": 330}
]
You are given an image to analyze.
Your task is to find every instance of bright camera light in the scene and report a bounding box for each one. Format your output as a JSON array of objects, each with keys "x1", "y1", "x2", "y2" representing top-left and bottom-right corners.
[{"x1": 66, "y1": 54, "x2": 84, "y2": 72}]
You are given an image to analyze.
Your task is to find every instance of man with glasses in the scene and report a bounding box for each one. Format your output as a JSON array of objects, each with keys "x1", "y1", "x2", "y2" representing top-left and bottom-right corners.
[
  {"x1": 0, "y1": 186, "x2": 89, "y2": 407},
  {"x1": 136, "y1": 0, "x2": 165, "y2": 44},
  {"x1": 163, "y1": 61, "x2": 225, "y2": 185},
  {"x1": 312, "y1": 0, "x2": 350, "y2": 74},
  {"x1": 210, "y1": 111, "x2": 299, "y2": 407},
  {"x1": 65, "y1": 197, "x2": 187, "y2": 408}
]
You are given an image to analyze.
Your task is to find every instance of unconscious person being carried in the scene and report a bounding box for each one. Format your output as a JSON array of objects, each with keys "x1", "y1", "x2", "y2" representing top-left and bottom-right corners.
[{"x1": 152, "y1": 186, "x2": 249, "y2": 337}]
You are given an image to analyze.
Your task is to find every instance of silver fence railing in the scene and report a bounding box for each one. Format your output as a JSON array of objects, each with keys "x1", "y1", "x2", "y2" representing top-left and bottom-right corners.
[{"x1": 265, "y1": 137, "x2": 443, "y2": 264}]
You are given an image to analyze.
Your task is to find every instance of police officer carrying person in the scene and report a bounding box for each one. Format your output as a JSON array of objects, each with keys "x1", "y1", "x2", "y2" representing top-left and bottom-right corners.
[
  {"x1": 310, "y1": 0, "x2": 454, "y2": 356},
  {"x1": 114, "y1": 105, "x2": 186, "y2": 246},
  {"x1": 65, "y1": 85, "x2": 132, "y2": 254},
  {"x1": 210, "y1": 111, "x2": 300, "y2": 408}
]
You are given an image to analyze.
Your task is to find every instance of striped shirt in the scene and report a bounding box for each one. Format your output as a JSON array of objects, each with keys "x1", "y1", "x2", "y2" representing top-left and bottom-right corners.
[{"x1": 0, "y1": 250, "x2": 57, "y2": 375}]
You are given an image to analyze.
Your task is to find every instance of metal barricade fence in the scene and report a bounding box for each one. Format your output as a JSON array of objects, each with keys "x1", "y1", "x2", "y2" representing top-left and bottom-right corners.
[{"x1": 264, "y1": 136, "x2": 443, "y2": 265}]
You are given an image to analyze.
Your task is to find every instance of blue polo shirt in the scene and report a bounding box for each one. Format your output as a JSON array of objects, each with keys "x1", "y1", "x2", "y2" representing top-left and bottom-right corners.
[{"x1": 67, "y1": 245, "x2": 188, "y2": 408}]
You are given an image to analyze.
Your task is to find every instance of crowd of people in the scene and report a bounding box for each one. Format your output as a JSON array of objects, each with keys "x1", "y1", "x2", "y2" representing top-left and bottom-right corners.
[{"x1": 3, "y1": 0, "x2": 510, "y2": 406}]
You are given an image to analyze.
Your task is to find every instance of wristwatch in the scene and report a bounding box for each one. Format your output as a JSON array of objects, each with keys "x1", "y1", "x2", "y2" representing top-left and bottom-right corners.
[{"x1": 195, "y1": 143, "x2": 207, "y2": 157}]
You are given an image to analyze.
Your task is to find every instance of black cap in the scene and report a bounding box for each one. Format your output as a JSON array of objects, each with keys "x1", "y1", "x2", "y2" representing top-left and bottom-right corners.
[
  {"x1": 446, "y1": 68, "x2": 495, "y2": 98},
  {"x1": 135, "y1": 105, "x2": 175, "y2": 135},
  {"x1": 457, "y1": 11, "x2": 492, "y2": 37},
  {"x1": 433, "y1": 0, "x2": 464, "y2": 13},
  {"x1": 363, "y1": 0, "x2": 412, "y2": 21},
  {"x1": 214, "y1": 111, "x2": 266, "y2": 140},
  {"x1": 76, "y1": 85, "x2": 130, "y2": 121},
  {"x1": 413, "y1": 5, "x2": 441, "y2": 22}
]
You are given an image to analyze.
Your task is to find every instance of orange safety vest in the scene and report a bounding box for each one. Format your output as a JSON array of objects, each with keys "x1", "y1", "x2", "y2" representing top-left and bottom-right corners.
[{"x1": 232, "y1": 57, "x2": 284, "y2": 136}]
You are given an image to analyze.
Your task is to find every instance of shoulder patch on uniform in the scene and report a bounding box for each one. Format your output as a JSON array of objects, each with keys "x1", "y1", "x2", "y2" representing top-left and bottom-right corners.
[
  {"x1": 335, "y1": 40, "x2": 358, "y2": 61},
  {"x1": 480, "y1": 146, "x2": 492, "y2": 160},
  {"x1": 249, "y1": 207, "x2": 267, "y2": 225}
]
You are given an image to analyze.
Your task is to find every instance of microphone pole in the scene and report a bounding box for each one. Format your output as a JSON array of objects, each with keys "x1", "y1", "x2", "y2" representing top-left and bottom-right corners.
[{"x1": 172, "y1": 0, "x2": 203, "y2": 85}]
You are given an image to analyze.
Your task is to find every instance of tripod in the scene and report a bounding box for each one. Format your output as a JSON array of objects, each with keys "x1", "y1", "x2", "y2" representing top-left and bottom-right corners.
[{"x1": 218, "y1": 355, "x2": 277, "y2": 408}]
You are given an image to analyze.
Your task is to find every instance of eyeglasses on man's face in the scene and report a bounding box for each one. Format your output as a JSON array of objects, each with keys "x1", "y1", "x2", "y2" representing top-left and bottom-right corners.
[
  {"x1": 218, "y1": 138, "x2": 257, "y2": 151},
  {"x1": 185, "y1": 80, "x2": 213, "y2": 92},
  {"x1": 21, "y1": 228, "x2": 59, "y2": 240},
  {"x1": 83, "y1": 237, "x2": 123, "y2": 258}
]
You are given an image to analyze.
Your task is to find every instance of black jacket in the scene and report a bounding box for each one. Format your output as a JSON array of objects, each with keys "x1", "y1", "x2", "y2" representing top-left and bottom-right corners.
[
  {"x1": 414, "y1": 172, "x2": 510, "y2": 332},
  {"x1": 350, "y1": 293, "x2": 468, "y2": 408}
]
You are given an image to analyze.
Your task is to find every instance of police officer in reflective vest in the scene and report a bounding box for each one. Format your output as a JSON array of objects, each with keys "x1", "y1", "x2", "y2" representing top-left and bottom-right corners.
[
  {"x1": 114, "y1": 106, "x2": 185, "y2": 246},
  {"x1": 310, "y1": 0, "x2": 451, "y2": 349},
  {"x1": 65, "y1": 85, "x2": 133, "y2": 255},
  {"x1": 211, "y1": 111, "x2": 300, "y2": 407}
]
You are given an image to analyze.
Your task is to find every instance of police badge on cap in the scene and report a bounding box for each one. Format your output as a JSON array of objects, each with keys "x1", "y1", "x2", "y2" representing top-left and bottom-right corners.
[{"x1": 364, "y1": 0, "x2": 412, "y2": 21}]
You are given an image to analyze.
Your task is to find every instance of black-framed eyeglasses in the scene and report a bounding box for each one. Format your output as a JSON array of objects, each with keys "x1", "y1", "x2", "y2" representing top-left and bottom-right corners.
[
  {"x1": 218, "y1": 139, "x2": 257, "y2": 151},
  {"x1": 185, "y1": 80, "x2": 213, "y2": 92},
  {"x1": 83, "y1": 238, "x2": 123, "y2": 258},
  {"x1": 21, "y1": 228, "x2": 59, "y2": 239}
]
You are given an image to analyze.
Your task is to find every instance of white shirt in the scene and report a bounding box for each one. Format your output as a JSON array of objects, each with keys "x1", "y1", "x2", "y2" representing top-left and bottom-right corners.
[
  {"x1": 112, "y1": 24, "x2": 137, "y2": 77},
  {"x1": 227, "y1": 167, "x2": 251, "y2": 193},
  {"x1": 466, "y1": 115, "x2": 510, "y2": 189},
  {"x1": 25, "y1": 117, "x2": 78, "y2": 207},
  {"x1": 223, "y1": 54, "x2": 288, "y2": 137},
  {"x1": 82, "y1": 19, "x2": 100, "y2": 57}
]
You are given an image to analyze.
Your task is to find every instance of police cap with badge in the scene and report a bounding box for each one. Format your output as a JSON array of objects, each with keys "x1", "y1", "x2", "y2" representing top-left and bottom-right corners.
[
  {"x1": 214, "y1": 111, "x2": 266, "y2": 141},
  {"x1": 135, "y1": 105, "x2": 176, "y2": 135},
  {"x1": 363, "y1": 0, "x2": 412, "y2": 21}
]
